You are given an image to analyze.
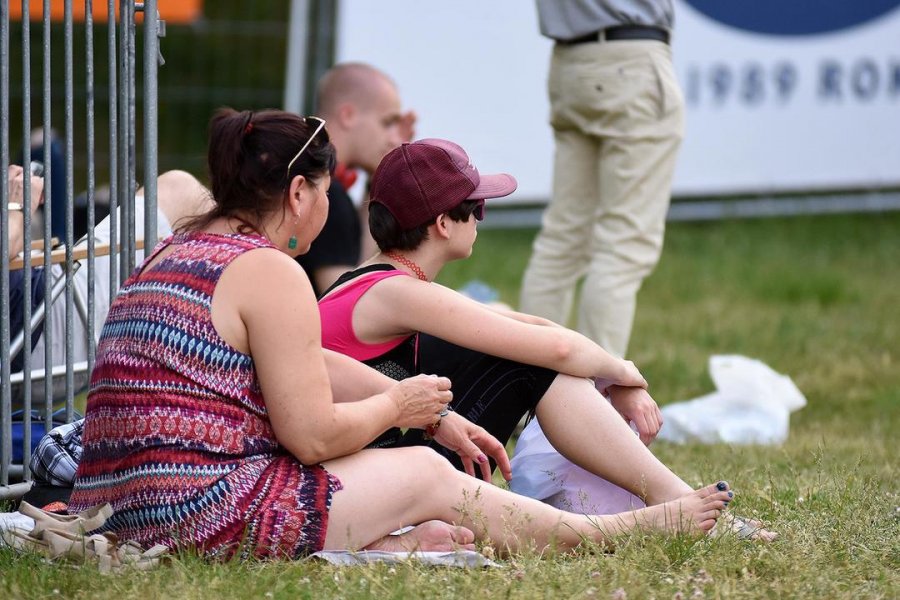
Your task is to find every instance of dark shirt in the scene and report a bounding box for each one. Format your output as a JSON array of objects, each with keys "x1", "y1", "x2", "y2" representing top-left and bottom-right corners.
[{"x1": 296, "y1": 177, "x2": 361, "y2": 297}]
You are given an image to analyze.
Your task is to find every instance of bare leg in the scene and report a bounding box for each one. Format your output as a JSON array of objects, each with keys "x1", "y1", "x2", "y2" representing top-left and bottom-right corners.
[
  {"x1": 322, "y1": 446, "x2": 731, "y2": 554},
  {"x1": 535, "y1": 374, "x2": 692, "y2": 505}
]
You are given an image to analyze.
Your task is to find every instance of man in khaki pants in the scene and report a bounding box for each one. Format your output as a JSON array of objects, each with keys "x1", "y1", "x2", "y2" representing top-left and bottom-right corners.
[{"x1": 521, "y1": 0, "x2": 684, "y2": 358}]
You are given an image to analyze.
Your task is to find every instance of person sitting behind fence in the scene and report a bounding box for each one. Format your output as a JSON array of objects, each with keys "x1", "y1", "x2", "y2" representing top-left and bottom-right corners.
[
  {"x1": 5, "y1": 169, "x2": 214, "y2": 508},
  {"x1": 5, "y1": 168, "x2": 213, "y2": 375},
  {"x1": 66, "y1": 108, "x2": 734, "y2": 559}
]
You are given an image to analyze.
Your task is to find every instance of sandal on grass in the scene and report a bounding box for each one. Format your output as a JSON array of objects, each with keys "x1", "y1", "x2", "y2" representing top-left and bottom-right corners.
[
  {"x1": 43, "y1": 527, "x2": 169, "y2": 574},
  {"x1": 712, "y1": 513, "x2": 778, "y2": 542},
  {"x1": 1, "y1": 527, "x2": 50, "y2": 553},
  {"x1": 19, "y1": 501, "x2": 113, "y2": 536},
  {"x1": 116, "y1": 540, "x2": 170, "y2": 572},
  {"x1": 5, "y1": 502, "x2": 168, "y2": 574}
]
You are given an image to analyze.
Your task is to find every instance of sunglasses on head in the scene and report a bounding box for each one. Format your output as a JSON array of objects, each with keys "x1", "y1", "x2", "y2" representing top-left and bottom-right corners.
[{"x1": 285, "y1": 116, "x2": 326, "y2": 183}]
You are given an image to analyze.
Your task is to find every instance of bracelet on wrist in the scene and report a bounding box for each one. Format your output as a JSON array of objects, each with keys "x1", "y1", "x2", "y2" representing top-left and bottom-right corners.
[
  {"x1": 424, "y1": 406, "x2": 452, "y2": 440},
  {"x1": 7, "y1": 203, "x2": 24, "y2": 212}
]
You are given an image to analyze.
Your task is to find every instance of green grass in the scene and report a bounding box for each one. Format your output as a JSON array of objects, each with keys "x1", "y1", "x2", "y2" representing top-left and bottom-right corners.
[{"x1": 3, "y1": 212, "x2": 899, "y2": 598}]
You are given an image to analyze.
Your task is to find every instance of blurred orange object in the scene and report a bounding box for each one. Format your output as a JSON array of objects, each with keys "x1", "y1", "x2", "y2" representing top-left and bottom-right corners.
[
  {"x1": 10, "y1": 0, "x2": 203, "y2": 24},
  {"x1": 40, "y1": 501, "x2": 69, "y2": 514}
]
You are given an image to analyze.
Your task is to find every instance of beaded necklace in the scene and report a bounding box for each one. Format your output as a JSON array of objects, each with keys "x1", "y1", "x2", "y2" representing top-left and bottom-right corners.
[{"x1": 384, "y1": 251, "x2": 429, "y2": 282}]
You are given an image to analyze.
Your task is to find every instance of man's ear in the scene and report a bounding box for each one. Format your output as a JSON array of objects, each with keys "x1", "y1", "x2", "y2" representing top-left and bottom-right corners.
[{"x1": 336, "y1": 102, "x2": 357, "y2": 128}]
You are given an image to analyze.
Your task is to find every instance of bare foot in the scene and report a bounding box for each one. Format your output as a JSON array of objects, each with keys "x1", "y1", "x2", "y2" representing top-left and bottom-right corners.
[
  {"x1": 365, "y1": 520, "x2": 477, "y2": 552},
  {"x1": 601, "y1": 481, "x2": 733, "y2": 536}
]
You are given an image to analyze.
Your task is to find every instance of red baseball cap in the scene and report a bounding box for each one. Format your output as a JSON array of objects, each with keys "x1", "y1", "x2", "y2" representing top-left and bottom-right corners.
[{"x1": 369, "y1": 138, "x2": 517, "y2": 229}]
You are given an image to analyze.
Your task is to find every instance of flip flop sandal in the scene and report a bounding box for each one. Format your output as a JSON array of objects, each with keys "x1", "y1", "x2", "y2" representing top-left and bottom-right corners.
[
  {"x1": 19, "y1": 501, "x2": 113, "y2": 536},
  {"x1": 712, "y1": 513, "x2": 778, "y2": 541}
]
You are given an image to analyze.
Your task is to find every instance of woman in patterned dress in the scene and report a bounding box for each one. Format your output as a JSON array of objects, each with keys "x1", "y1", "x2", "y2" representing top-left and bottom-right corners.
[{"x1": 69, "y1": 109, "x2": 733, "y2": 559}]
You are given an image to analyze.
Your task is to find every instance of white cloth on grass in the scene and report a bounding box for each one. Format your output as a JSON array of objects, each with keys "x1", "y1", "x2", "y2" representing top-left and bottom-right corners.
[
  {"x1": 309, "y1": 550, "x2": 500, "y2": 568},
  {"x1": 0, "y1": 512, "x2": 36, "y2": 547}
]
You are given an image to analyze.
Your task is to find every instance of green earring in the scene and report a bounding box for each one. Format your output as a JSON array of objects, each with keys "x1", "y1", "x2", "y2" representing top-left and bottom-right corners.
[{"x1": 288, "y1": 236, "x2": 298, "y2": 250}]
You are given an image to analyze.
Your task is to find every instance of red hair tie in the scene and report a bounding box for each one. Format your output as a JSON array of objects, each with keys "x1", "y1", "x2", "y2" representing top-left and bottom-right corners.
[{"x1": 244, "y1": 122, "x2": 254, "y2": 135}]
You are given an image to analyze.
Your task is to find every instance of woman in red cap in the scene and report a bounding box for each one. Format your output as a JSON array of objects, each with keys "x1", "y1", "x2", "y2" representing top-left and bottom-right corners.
[{"x1": 318, "y1": 138, "x2": 773, "y2": 540}]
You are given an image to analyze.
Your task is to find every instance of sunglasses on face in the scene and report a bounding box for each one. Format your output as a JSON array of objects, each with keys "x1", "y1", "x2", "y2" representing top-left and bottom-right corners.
[
  {"x1": 472, "y1": 199, "x2": 485, "y2": 221},
  {"x1": 285, "y1": 116, "x2": 326, "y2": 183}
]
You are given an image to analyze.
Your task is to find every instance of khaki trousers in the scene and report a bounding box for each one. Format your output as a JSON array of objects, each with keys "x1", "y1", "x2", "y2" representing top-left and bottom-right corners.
[{"x1": 520, "y1": 39, "x2": 684, "y2": 357}]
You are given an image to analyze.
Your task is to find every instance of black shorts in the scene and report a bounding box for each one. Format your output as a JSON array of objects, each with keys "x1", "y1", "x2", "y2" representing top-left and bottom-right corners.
[{"x1": 397, "y1": 334, "x2": 558, "y2": 475}]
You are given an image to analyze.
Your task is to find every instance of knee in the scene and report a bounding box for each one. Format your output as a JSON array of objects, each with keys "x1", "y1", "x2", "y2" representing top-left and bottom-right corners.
[
  {"x1": 404, "y1": 445, "x2": 456, "y2": 469},
  {"x1": 535, "y1": 373, "x2": 597, "y2": 412},
  {"x1": 399, "y1": 446, "x2": 460, "y2": 483}
]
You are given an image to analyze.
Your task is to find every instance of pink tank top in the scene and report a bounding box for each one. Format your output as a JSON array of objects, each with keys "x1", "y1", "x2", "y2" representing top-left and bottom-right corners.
[{"x1": 318, "y1": 268, "x2": 410, "y2": 361}]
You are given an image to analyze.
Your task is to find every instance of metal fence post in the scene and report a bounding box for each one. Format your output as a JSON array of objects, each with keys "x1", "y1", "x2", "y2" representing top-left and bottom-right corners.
[
  {"x1": 141, "y1": 0, "x2": 158, "y2": 252},
  {"x1": 0, "y1": 0, "x2": 158, "y2": 500},
  {"x1": 1, "y1": 0, "x2": 11, "y2": 488}
]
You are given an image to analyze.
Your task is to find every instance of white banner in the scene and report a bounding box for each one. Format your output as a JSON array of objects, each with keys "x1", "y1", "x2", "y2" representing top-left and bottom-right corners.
[
  {"x1": 674, "y1": 1, "x2": 900, "y2": 195},
  {"x1": 337, "y1": 1, "x2": 900, "y2": 200}
]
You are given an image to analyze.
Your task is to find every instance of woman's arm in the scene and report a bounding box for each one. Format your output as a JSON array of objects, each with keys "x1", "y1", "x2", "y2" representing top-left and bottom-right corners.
[
  {"x1": 482, "y1": 300, "x2": 565, "y2": 328},
  {"x1": 323, "y1": 348, "x2": 397, "y2": 403},
  {"x1": 353, "y1": 277, "x2": 646, "y2": 388},
  {"x1": 219, "y1": 250, "x2": 450, "y2": 465}
]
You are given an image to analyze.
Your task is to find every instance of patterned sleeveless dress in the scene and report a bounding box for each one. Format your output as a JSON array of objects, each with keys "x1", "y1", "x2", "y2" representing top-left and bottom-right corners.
[{"x1": 69, "y1": 232, "x2": 343, "y2": 559}]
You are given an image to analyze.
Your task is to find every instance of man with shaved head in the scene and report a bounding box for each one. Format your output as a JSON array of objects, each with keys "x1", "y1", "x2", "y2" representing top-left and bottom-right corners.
[{"x1": 298, "y1": 62, "x2": 414, "y2": 294}]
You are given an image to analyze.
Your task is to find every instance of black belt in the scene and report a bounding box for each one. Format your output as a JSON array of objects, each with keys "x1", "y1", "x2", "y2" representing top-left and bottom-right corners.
[{"x1": 557, "y1": 25, "x2": 669, "y2": 46}]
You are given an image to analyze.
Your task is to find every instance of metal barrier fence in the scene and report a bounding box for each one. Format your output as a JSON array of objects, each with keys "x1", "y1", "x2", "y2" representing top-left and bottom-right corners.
[{"x1": 0, "y1": 0, "x2": 160, "y2": 500}]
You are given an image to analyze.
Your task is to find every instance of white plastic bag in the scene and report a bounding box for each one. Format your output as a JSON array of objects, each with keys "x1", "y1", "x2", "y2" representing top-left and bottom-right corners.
[
  {"x1": 510, "y1": 419, "x2": 645, "y2": 514},
  {"x1": 657, "y1": 355, "x2": 806, "y2": 445}
]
